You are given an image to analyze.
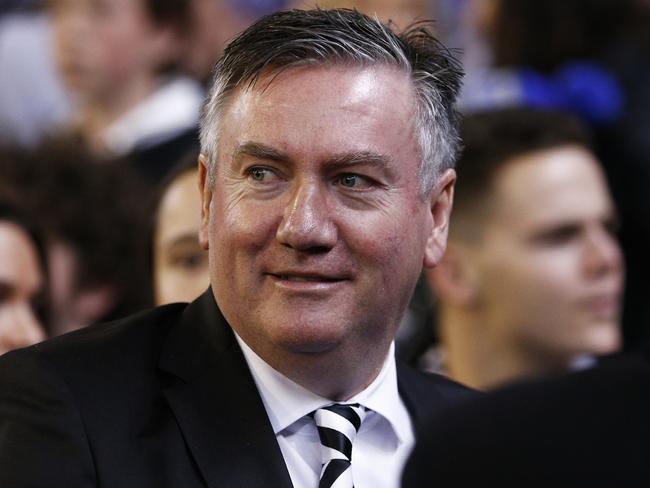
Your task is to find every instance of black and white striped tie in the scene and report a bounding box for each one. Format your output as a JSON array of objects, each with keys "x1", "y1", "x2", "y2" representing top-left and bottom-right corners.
[{"x1": 311, "y1": 403, "x2": 367, "y2": 488}]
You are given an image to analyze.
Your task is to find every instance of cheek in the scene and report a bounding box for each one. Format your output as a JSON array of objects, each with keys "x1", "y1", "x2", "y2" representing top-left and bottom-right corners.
[
  {"x1": 347, "y1": 210, "x2": 426, "y2": 289},
  {"x1": 525, "y1": 250, "x2": 582, "y2": 297},
  {"x1": 484, "y1": 254, "x2": 578, "y2": 324},
  {"x1": 209, "y1": 198, "x2": 278, "y2": 269}
]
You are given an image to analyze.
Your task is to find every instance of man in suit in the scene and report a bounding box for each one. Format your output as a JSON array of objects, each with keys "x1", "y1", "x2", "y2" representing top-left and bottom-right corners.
[{"x1": 0, "y1": 8, "x2": 473, "y2": 487}]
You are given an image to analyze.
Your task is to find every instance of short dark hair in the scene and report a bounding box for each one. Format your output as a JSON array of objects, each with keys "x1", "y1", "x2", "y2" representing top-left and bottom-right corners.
[
  {"x1": 145, "y1": 0, "x2": 190, "y2": 29},
  {"x1": 200, "y1": 8, "x2": 463, "y2": 196},
  {"x1": 452, "y1": 108, "x2": 593, "y2": 238},
  {"x1": 0, "y1": 137, "x2": 152, "y2": 321}
]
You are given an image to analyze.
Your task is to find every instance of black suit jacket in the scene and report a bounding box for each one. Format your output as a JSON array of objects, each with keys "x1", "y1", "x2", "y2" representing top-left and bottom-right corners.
[
  {"x1": 0, "y1": 290, "x2": 475, "y2": 487},
  {"x1": 402, "y1": 347, "x2": 650, "y2": 487}
]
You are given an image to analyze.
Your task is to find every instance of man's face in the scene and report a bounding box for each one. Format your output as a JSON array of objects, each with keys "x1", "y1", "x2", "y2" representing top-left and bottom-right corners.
[
  {"x1": 469, "y1": 146, "x2": 623, "y2": 361},
  {"x1": 200, "y1": 65, "x2": 453, "y2": 366}
]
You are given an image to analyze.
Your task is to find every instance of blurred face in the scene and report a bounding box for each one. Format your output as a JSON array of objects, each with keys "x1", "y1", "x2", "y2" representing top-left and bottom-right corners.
[
  {"x1": 0, "y1": 222, "x2": 46, "y2": 355},
  {"x1": 51, "y1": 0, "x2": 173, "y2": 99},
  {"x1": 200, "y1": 65, "x2": 453, "y2": 367},
  {"x1": 471, "y1": 146, "x2": 623, "y2": 361},
  {"x1": 182, "y1": 0, "x2": 255, "y2": 82},
  {"x1": 154, "y1": 170, "x2": 209, "y2": 305}
]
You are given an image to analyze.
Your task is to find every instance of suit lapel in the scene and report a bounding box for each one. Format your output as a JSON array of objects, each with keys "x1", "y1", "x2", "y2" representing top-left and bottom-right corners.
[{"x1": 159, "y1": 291, "x2": 294, "y2": 488}]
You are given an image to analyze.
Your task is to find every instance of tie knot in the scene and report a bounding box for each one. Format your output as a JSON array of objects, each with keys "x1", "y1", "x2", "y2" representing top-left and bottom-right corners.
[{"x1": 312, "y1": 403, "x2": 367, "y2": 441}]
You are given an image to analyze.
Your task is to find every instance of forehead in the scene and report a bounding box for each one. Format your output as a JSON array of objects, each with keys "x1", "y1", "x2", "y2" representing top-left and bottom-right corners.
[
  {"x1": 217, "y1": 64, "x2": 417, "y2": 164},
  {"x1": 157, "y1": 171, "x2": 201, "y2": 240},
  {"x1": 488, "y1": 146, "x2": 613, "y2": 231}
]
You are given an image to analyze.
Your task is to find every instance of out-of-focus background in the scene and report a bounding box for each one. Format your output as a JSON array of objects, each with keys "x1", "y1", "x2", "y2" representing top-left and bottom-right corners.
[{"x1": 0, "y1": 0, "x2": 648, "y2": 389}]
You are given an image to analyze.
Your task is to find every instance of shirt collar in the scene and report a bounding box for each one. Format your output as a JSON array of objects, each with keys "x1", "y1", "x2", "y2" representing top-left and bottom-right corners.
[{"x1": 235, "y1": 334, "x2": 411, "y2": 445}]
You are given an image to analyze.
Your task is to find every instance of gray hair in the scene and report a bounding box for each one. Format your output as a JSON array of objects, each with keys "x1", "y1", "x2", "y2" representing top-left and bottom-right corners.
[{"x1": 199, "y1": 8, "x2": 463, "y2": 197}]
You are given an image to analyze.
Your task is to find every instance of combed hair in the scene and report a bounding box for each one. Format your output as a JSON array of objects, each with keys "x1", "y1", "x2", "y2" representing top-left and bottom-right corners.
[{"x1": 199, "y1": 8, "x2": 463, "y2": 197}]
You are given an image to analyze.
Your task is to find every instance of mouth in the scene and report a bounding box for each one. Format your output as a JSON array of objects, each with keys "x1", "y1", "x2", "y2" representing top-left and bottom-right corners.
[
  {"x1": 584, "y1": 293, "x2": 621, "y2": 320},
  {"x1": 266, "y1": 272, "x2": 350, "y2": 291},
  {"x1": 273, "y1": 274, "x2": 342, "y2": 282}
]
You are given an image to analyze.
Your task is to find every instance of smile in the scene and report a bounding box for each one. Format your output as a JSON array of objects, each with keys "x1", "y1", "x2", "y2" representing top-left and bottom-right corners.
[
  {"x1": 276, "y1": 275, "x2": 340, "y2": 282},
  {"x1": 266, "y1": 272, "x2": 349, "y2": 291}
]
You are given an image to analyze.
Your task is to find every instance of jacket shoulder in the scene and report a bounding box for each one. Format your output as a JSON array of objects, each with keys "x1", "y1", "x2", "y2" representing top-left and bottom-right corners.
[{"x1": 2, "y1": 303, "x2": 187, "y2": 381}]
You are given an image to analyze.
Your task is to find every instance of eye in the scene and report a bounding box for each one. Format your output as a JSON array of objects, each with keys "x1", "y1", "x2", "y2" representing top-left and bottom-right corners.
[
  {"x1": 247, "y1": 166, "x2": 280, "y2": 183},
  {"x1": 0, "y1": 282, "x2": 10, "y2": 303},
  {"x1": 335, "y1": 173, "x2": 373, "y2": 190},
  {"x1": 176, "y1": 252, "x2": 207, "y2": 271},
  {"x1": 166, "y1": 242, "x2": 208, "y2": 271},
  {"x1": 534, "y1": 225, "x2": 581, "y2": 246}
]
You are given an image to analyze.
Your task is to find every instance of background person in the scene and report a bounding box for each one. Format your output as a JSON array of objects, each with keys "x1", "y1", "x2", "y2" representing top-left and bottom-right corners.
[
  {"x1": 0, "y1": 199, "x2": 47, "y2": 355},
  {"x1": 150, "y1": 151, "x2": 209, "y2": 305},
  {"x1": 48, "y1": 0, "x2": 203, "y2": 180},
  {"x1": 0, "y1": 2, "x2": 72, "y2": 147},
  {"x1": 0, "y1": 138, "x2": 151, "y2": 336},
  {"x1": 424, "y1": 108, "x2": 624, "y2": 389},
  {"x1": 435, "y1": 0, "x2": 650, "y2": 352},
  {"x1": 181, "y1": 0, "x2": 293, "y2": 85}
]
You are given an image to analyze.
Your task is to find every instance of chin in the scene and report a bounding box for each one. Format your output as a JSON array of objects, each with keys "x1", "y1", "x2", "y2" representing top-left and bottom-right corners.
[
  {"x1": 571, "y1": 323, "x2": 622, "y2": 356},
  {"x1": 268, "y1": 321, "x2": 350, "y2": 355}
]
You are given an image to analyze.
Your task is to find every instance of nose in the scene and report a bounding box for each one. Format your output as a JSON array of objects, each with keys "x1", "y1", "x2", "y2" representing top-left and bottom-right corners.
[
  {"x1": 275, "y1": 181, "x2": 337, "y2": 252},
  {"x1": 583, "y1": 225, "x2": 624, "y2": 280}
]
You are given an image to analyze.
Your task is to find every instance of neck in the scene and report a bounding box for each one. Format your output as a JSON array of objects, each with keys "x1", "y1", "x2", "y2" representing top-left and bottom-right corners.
[
  {"x1": 76, "y1": 74, "x2": 161, "y2": 153},
  {"x1": 247, "y1": 336, "x2": 393, "y2": 401},
  {"x1": 438, "y1": 307, "x2": 568, "y2": 390}
]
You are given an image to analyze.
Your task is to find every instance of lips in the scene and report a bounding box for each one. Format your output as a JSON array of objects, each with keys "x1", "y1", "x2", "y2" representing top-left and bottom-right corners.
[
  {"x1": 583, "y1": 292, "x2": 621, "y2": 320},
  {"x1": 264, "y1": 269, "x2": 352, "y2": 291},
  {"x1": 268, "y1": 272, "x2": 347, "y2": 282},
  {"x1": 273, "y1": 274, "x2": 342, "y2": 282}
]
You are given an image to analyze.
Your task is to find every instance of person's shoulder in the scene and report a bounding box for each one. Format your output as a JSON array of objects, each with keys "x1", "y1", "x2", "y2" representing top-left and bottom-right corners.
[
  {"x1": 403, "y1": 353, "x2": 650, "y2": 486},
  {"x1": 0, "y1": 302, "x2": 187, "y2": 381}
]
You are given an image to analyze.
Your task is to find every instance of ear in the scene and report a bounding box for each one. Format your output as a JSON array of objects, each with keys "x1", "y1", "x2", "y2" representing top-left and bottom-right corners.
[
  {"x1": 425, "y1": 244, "x2": 479, "y2": 307},
  {"x1": 198, "y1": 154, "x2": 212, "y2": 251},
  {"x1": 423, "y1": 168, "x2": 456, "y2": 268}
]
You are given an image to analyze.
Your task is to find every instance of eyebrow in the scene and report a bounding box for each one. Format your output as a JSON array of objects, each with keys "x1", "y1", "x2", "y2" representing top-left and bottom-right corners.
[
  {"x1": 161, "y1": 234, "x2": 201, "y2": 249},
  {"x1": 326, "y1": 151, "x2": 392, "y2": 169},
  {"x1": 233, "y1": 142, "x2": 392, "y2": 170},
  {"x1": 233, "y1": 142, "x2": 289, "y2": 164}
]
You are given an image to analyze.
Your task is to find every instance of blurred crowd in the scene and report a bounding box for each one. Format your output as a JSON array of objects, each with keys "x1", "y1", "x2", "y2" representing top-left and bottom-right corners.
[{"x1": 0, "y1": 0, "x2": 649, "y2": 391}]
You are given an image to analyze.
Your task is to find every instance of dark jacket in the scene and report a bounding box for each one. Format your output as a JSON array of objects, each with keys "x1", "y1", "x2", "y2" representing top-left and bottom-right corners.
[{"x1": 0, "y1": 290, "x2": 475, "y2": 487}]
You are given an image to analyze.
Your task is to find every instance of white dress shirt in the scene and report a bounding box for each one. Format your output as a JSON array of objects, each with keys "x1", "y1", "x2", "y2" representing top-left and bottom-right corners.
[
  {"x1": 235, "y1": 335, "x2": 414, "y2": 488},
  {"x1": 101, "y1": 76, "x2": 203, "y2": 155}
]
